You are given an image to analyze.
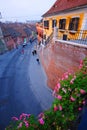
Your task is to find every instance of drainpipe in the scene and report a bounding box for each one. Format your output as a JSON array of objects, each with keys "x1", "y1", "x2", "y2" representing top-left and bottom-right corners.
[
  {"x1": 42, "y1": 19, "x2": 46, "y2": 46},
  {"x1": 53, "y1": 26, "x2": 58, "y2": 41}
]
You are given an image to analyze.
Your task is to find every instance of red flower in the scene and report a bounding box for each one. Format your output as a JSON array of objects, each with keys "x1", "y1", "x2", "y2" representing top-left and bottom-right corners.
[
  {"x1": 17, "y1": 122, "x2": 22, "y2": 128},
  {"x1": 59, "y1": 105, "x2": 62, "y2": 111},
  {"x1": 80, "y1": 89, "x2": 86, "y2": 94},
  {"x1": 54, "y1": 105, "x2": 58, "y2": 111},
  {"x1": 56, "y1": 95, "x2": 62, "y2": 100},
  {"x1": 57, "y1": 83, "x2": 61, "y2": 90},
  {"x1": 12, "y1": 117, "x2": 18, "y2": 121},
  {"x1": 70, "y1": 96, "x2": 75, "y2": 102},
  {"x1": 24, "y1": 120, "x2": 29, "y2": 128},
  {"x1": 78, "y1": 107, "x2": 82, "y2": 111},
  {"x1": 38, "y1": 118, "x2": 44, "y2": 125}
]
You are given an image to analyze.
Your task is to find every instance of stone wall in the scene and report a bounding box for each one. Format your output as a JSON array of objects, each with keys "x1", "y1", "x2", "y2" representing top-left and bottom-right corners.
[{"x1": 39, "y1": 41, "x2": 87, "y2": 90}]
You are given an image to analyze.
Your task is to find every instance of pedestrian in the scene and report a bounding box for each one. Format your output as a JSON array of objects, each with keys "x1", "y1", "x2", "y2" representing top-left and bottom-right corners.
[
  {"x1": 16, "y1": 45, "x2": 18, "y2": 49},
  {"x1": 22, "y1": 49, "x2": 24, "y2": 54},
  {"x1": 32, "y1": 51, "x2": 34, "y2": 55},
  {"x1": 34, "y1": 50, "x2": 37, "y2": 54},
  {"x1": 36, "y1": 58, "x2": 40, "y2": 64}
]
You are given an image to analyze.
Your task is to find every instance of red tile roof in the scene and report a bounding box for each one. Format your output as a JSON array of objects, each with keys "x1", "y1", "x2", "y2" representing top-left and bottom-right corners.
[{"x1": 42, "y1": 0, "x2": 87, "y2": 17}]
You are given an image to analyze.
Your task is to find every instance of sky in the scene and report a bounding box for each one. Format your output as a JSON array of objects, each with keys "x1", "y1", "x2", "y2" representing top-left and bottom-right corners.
[{"x1": 0, "y1": 0, "x2": 56, "y2": 22}]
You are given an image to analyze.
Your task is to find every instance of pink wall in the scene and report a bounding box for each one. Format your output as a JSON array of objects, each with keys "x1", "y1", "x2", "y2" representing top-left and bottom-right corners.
[{"x1": 39, "y1": 41, "x2": 87, "y2": 89}]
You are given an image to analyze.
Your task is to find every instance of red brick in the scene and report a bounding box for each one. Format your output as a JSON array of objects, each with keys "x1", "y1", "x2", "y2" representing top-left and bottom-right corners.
[{"x1": 39, "y1": 41, "x2": 87, "y2": 90}]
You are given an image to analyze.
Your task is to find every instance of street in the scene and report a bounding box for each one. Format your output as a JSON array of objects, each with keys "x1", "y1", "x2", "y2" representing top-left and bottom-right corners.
[{"x1": 0, "y1": 41, "x2": 54, "y2": 130}]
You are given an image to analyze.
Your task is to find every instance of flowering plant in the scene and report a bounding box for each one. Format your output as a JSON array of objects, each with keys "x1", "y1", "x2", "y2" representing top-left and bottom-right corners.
[
  {"x1": 50, "y1": 58, "x2": 87, "y2": 130},
  {"x1": 6, "y1": 58, "x2": 87, "y2": 130}
]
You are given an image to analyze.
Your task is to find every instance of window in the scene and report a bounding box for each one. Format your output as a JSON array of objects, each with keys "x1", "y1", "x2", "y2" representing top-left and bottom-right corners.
[
  {"x1": 59, "y1": 19, "x2": 66, "y2": 29},
  {"x1": 52, "y1": 20, "x2": 57, "y2": 28},
  {"x1": 69, "y1": 17, "x2": 79, "y2": 31},
  {"x1": 44, "y1": 20, "x2": 49, "y2": 29}
]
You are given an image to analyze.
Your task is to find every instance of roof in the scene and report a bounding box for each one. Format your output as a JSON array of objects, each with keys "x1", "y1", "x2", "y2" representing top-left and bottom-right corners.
[
  {"x1": 8, "y1": 24, "x2": 32, "y2": 37},
  {"x1": 27, "y1": 24, "x2": 37, "y2": 32},
  {"x1": 23, "y1": 27, "x2": 32, "y2": 36},
  {"x1": 1, "y1": 27, "x2": 10, "y2": 37},
  {"x1": 16, "y1": 27, "x2": 27, "y2": 37},
  {"x1": 7, "y1": 27, "x2": 21, "y2": 38},
  {"x1": 42, "y1": 0, "x2": 87, "y2": 17},
  {"x1": 0, "y1": 23, "x2": 10, "y2": 37}
]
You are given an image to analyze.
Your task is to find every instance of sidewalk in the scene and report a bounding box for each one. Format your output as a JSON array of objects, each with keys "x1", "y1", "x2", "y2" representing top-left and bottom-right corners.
[{"x1": 29, "y1": 42, "x2": 54, "y2": 111}]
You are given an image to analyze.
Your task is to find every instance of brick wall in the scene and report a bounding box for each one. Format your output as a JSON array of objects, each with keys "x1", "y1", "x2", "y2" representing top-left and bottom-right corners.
[{"x1": 39, "y1": 41, "x2": 87, "y2": 90}]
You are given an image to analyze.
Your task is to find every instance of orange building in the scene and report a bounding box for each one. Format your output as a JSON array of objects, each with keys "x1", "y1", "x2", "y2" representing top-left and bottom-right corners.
[{"x1": 36, "y1": 22, "x2": 43, "y2": 44}]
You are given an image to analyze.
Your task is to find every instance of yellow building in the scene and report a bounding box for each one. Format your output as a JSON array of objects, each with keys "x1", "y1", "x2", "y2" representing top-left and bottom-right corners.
[{"x1": 42, "y1": 0, "x2": 87, "y2": 42}]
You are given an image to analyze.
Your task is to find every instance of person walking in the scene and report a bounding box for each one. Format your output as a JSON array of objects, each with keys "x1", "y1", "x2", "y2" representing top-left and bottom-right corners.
[
  {"x1": 36, "y1": 58, "x2": 40, "y2": 64},
  {"x1": 21, "y1": 48, "x2": 24, "y2": 54}
]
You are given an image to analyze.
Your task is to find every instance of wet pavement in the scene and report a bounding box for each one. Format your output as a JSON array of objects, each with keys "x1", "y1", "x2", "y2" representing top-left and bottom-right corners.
[
  {"x1": 78, "y1": 107, "x2": 87, "y2": 130},
  {"x1": 0, "y1": 41, "x2": 54, "y2": 130},
  {"x1": 29, "y1": 45, "x2": 53, "y2": 110},
  {"x1": 0, "y1": 40, "x2": 87, "y2": 130}
]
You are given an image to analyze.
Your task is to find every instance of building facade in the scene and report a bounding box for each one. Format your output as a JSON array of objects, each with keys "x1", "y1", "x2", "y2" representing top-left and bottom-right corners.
[
  {"x1": 36, "y1": 22, "x2": 43, "y2": 44},
  {"x1": 0, "y1": 26, "x2": 7, "y2": 54},
  {"x1": 42, "y1": 0, "x2": 87, "y2": 42}
]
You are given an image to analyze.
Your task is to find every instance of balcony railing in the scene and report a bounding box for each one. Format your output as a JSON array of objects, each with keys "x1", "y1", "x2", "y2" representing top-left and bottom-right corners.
[
  {"x1": 57, "y1": 29, "x2": 87, "y2": 45},
  {"x1": 45, "y1": 32, "x2": 53, "y2": 45}
]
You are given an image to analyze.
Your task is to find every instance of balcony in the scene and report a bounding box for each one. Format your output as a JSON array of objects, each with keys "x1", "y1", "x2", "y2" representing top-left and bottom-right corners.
[{"x1": 55, "y1": 29, "x2": 87, "y2": 46}]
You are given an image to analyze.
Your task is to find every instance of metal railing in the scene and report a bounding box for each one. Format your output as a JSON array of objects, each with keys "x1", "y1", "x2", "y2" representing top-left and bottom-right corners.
[
  {"x1": 57, "y1": 29, "x2": 87, "y2": 45},
  {"x1": 45, "y1": 32, "x2": 53, "y2": 45}
]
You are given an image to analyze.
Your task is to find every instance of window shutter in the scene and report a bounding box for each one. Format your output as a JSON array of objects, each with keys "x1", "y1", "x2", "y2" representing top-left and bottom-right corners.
[
  {"x1": 59, "y1": 19, "x2": 66, "y2": 29},
  {"x1": 69, "y1": 17, "x2": 79, "y2": 31},
  {"x1": 75, "y1": 18, "x2": 79, "y2": 31}
]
